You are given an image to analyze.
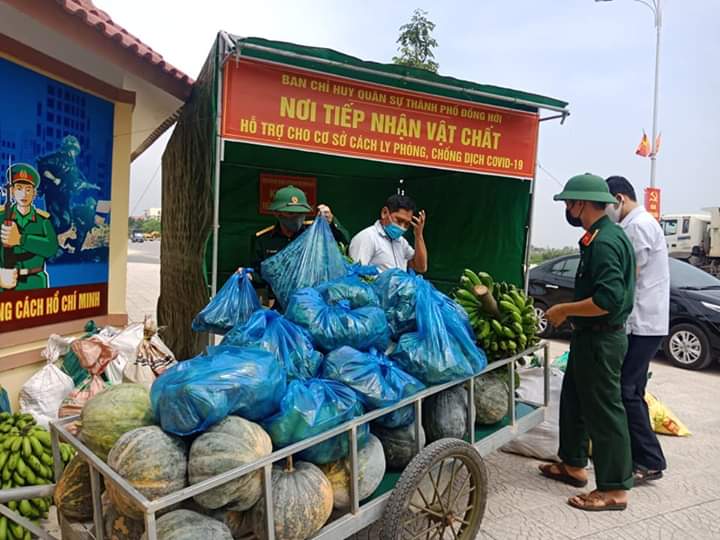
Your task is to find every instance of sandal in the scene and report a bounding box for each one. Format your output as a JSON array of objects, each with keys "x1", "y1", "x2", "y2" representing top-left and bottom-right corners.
[
  {"x1": 568, "y1": 492, "x2": 627, "y2": 512},
  {"x1": 538, "y1": 462, "x2": 588, "y2": 488},
  {"x1": 633, "y1": 468, "x2": 663, "y2": 486}
]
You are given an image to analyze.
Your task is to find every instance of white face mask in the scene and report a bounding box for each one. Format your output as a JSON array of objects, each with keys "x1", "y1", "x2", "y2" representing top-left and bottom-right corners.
[{"x1": 605, "y1": 198, "x2": 623, "y2": 223}]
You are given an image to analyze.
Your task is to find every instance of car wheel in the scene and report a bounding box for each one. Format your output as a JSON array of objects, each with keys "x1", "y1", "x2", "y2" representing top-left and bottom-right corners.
[
  {"x1": 533, "y1": 302, "x2": 553, "y2": 339},
  {"x1": 663, "y1": 323, "x2": 713, "y2": 370}
]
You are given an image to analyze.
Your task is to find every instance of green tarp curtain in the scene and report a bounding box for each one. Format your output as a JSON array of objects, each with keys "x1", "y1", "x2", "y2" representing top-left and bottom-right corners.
[{"x1": 211, "y1": 142, "x2": 531, "y2": 293}]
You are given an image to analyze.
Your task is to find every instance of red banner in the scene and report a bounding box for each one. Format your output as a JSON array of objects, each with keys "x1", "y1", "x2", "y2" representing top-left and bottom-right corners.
[
  {"x1": 644, "y1": 187, "x2": 661, "y2": 220},
  {"x1": 222, "y1": 60, "x2": 539, "y2": 179},
  {"x1": 258, "y1": 173, "x2": 317, "y2": 215},
  {"x1": 0, "y1": 283, "x2": 107, "y2": 332}
]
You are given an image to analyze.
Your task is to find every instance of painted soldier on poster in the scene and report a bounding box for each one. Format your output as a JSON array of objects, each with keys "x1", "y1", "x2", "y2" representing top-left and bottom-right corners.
[{"x1": 1, "y1": 163, "x2": 58, "y2": 291}]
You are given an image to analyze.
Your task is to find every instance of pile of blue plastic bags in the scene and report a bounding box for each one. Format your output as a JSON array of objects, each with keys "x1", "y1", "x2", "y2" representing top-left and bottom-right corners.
[{"x1": 151, "y1": 217, "x2": 487, "y2": 464}]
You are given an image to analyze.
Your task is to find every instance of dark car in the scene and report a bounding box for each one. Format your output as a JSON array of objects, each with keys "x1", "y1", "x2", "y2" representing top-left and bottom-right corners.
[
  {"x1": 528, "y1": 255, "x2": 720, "y2": 370},
  {"x1": 131, "y1": 231, "x2": 145, "y2": 243}
]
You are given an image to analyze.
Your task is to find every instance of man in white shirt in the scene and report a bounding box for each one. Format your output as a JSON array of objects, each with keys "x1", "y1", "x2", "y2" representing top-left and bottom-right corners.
[
  {"x1": 606, "y1": 176, "x2": 669, "y2": 484},
  {"x1": 349, "y1": 194, "x2": 427, "y2": 272}
]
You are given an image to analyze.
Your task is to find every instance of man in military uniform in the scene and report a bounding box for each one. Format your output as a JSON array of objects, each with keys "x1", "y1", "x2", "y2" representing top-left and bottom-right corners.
[
  {"x1": 1, "y1": 164, "x2": 59, "y2": 291},
  {"x1": 251, "y1": 185, "x2": 349, "y2": 302},
  {"x1": 539, "y1": 173, "x2": 636, "y2": 511},
  {"x1": 37, "y1": 135, "x2": 100, "y2": 238}
]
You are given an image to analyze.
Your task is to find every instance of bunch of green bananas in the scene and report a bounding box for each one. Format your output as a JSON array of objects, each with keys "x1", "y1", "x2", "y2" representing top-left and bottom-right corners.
[
  {"x1": 454, "y1": 269, "x2": 540, "y2": 359},
  {"x1": 0, "y1": 412, "x2": 74, "y2": 540}
]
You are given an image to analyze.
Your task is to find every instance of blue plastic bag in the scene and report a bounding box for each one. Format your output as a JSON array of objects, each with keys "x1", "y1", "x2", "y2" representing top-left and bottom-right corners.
[
  {"x1": 261, "y1": 217, "x2": 347, "y2": 308},
  {"x1": 192, "y1": 269, "x2": 261, "y2": 335},
  {"x1": 316, "y1": 275, "x2": 381, "y2": 307},
  {"x1": 0, "y1": 385, "x2": 11, "y2": 414},
  {"x1": 435, "y1": 290, "x2": 488, "y2": 371},
  {"x1": 322, "y1": 347, "x2": 425, "y2": 428},
  {"x1": 391, "y1": 277, "x2": 487, "y2": 385},
  {"x1": 372, "y1": 269, "x2": 418, "y2": 337},
  {"x1": 151, "y1": 345, "x2": 286, "y2": 436},
  {"x1": 262, "y1": 378, "x2": 369, "y2": 464},
  {"x1": 345, "y1": 261, "x2": 380, "y2": 280},
  {"x1": 222, "y1": 310, "x2": 322, "y2": 380},
  {"x1": 285, "y1": 284, "x2": 390, "y2": 352}
]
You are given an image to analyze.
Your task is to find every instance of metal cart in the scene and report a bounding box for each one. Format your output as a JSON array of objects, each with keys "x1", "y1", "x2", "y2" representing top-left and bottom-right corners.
[{"x1": 26, "y1": 341, "x2": 550, "y2": 540}]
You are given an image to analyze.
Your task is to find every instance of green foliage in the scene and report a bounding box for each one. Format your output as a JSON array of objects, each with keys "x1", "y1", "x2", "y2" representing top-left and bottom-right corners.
[
  {"x1": 392, "y1": 9, "x2": 439, "y2": 73},
  {"x1": 128, "y1": 216, "x2": 161, "y2": 234},
  {"x1": 529, "y1": 246, "x2": 578, "y2": 265},
  {"x1": 141, "y1": 218, "x2": 161, "y2": 234}
]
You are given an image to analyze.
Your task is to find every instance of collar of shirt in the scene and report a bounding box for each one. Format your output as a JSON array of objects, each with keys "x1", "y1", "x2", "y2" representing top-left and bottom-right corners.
[
  {"x1": 374, "y1": 220, "x2": 391, "y2": 239},
  {"x1": 619, "y1": 205, "x2": 645, "y2": 230},
  {"x1": 11, "y1": 205, "x2": 36, "y2": 226}
]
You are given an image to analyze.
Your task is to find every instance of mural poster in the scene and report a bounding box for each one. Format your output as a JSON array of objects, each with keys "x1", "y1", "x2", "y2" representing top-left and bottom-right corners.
[{"x1": 0, "y1": 57, "x2": 114, "y2": 332}]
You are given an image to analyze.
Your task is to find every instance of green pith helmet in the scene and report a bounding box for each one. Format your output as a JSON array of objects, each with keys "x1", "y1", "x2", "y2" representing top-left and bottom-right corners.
[
  {"x1": 61, "y1": 135, "x2": 81, "y2": 154},
  {"x1": 7, "y1": 163, "x2": 41, "y2": 189},
  {"x1": 553, "y1": 173, "x2": 617, "y2": 204},
  {"x1": 268, "y1": 185, "x2": 312, "y2": 213}
]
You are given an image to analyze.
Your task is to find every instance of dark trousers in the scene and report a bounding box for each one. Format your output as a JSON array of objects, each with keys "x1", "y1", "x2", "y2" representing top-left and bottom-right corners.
[
  {"x1": 559, "y1": 329, "x2": 634, "y2": 491},
  {"x1": 622, "y1": 334, "x2": 667, "y2": 471}
]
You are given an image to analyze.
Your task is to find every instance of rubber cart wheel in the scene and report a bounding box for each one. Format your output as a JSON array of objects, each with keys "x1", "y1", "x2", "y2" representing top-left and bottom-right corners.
[{"x1": 380, "y1": 438, "x2": 488, "y2": 540}]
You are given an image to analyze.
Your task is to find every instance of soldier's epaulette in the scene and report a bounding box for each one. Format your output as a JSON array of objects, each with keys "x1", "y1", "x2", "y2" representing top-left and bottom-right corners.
[
  {"x1": 580, "y1": 229, "x2": 599, "y2": 247},
  {"x1": 303, "y1": 220, "x2": 313, "y2": 225},
  {"x1": 255, "y1": 225, "x2": 275, "y2": 237},
  {"x1": 36, "y1": 208, "x2": 50, "y2": 219}
]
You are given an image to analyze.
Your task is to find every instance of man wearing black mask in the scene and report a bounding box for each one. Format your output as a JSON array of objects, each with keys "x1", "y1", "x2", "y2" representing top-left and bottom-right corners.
[{"x1": 538, "y1": 173, "x2": 637, "y2": 512}]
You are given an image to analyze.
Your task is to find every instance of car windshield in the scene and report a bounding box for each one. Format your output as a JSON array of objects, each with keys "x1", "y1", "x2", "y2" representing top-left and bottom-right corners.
[
  {"x1": 670, "y1": 259, "x2": 720, "y2": 290},
  {"x1": 661, "y1": 219, "x2": 677, "y2": 236}
]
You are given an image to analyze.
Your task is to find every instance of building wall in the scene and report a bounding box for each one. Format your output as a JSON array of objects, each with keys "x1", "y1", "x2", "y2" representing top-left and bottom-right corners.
[{"x1": 144, "y1": 208, "x2": 162, "y2": 219}]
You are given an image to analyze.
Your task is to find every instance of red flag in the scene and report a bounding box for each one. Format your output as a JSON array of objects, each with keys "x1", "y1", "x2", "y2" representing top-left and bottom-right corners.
[
  {"x1": 652, "y1": 132, "x2": 662, "y2": 156},
  {"x1": 635, "y1": 131, "x2": 650, "y2": 157}
]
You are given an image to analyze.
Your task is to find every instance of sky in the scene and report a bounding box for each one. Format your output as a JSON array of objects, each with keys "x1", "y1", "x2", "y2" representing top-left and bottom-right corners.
[{"x1": 99, "y1": 0, "x2": 720, "y2": 247}]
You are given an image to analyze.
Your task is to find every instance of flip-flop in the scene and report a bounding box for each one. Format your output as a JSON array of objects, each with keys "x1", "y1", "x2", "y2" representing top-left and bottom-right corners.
[
  {"x1": 538, "y1": 463, "x2": 588, "y2": 488},
  {"x1": 568, "y1": 492, "x2": 627, "y2": 512},
  {"x1": 634, "y1": 468, "x2": 664, "y2": 486}
]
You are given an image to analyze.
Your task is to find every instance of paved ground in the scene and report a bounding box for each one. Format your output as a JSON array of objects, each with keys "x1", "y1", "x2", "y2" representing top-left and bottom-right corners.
[
  {"x1": 479, "y1": 343, "x2": 720, "y2": 539},
  {"x1": 126, "y1": 240, "x2": 160, "y2": 323},
  {"x1": 127, "y1": 238, "x2": 160, "y2": 264},
  {"x1": 123, "y1": 258, "x2": 720, "y2": 538}
]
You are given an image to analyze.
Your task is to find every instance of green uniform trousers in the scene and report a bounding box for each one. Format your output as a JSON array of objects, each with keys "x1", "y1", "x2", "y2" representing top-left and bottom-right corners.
[{"x1": 559, "y1": 328, "x2": 634, "y2": 491}]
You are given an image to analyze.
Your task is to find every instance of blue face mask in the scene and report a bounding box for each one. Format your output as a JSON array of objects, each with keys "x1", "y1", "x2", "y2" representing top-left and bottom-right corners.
[{"x1": 384, "y1": 222, "x2": 407, "y2": 240}]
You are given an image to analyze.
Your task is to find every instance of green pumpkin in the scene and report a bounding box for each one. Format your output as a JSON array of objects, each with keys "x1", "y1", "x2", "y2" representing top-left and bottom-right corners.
[
  {"x1": 423, "y1": 385, "x2": 468, "y2": 443},
  {"x1": 104, "y1": 503, "x2": 145, "y2": 540},
  {"x1": 189, "y1": 416, "x2": 272, "y2": 511},
  {"x1": 320, "y1": 434, "x2": 385, "y2": 509},
  {"x1": 140, "y1": 510, "x2": 233, "y2": 540},
  {"x1": 372, "y1": 423, "x2": 425, "y2": 471},
  {"x1": 208, "y1": 508, "x2": 255, "y2": 540},
  {"x1": 80, "y1": 383, "x2": 155, "y2": 461},
  {"x1": 107, "y1": 426, "x2": 188, "y2": 519},
  {"x1": 252, "y1": 458, "x2": 333, "y2": 540},
  {"x1": 54, "y1": 453, "x2": 96, "y2": 521},
  {"x1": 474, "y1": 371, "x2": 510, "y2": 425}
]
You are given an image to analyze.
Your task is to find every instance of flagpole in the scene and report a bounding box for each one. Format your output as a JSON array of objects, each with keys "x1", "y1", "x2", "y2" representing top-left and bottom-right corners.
[
  {"x1": 649, "y1": 0, "x2": 662, "y2": 189},
  {"x1": 596, "y1": 0, "x2": 662, "y2": 188}
]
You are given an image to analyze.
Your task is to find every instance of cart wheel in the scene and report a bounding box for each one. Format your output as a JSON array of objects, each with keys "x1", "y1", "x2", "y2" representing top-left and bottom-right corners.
[{"x1": 380, "y1": 438, "x2": 487, "y2": 540}]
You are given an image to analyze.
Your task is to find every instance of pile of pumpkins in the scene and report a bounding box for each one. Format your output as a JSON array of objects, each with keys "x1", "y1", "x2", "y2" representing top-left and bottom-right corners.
[
  {"x1": 54, "y1": 383, "x2": 389, "y2": 540},
  {"x1": 55, "y1": 373, "x2": 510, "y2": 539}
]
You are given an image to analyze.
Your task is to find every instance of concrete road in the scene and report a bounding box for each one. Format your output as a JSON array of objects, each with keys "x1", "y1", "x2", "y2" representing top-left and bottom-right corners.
[
  {"x1": 127, "y1": 238, "x2": 160, "y2": 264},
  {"x1": 126, "y1": 240, "x2": 160, "y2": 322}
]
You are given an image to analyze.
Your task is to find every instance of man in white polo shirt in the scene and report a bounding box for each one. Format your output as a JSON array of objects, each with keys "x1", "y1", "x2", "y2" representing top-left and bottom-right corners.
[
  {"x1": 349, "y1": 194, "x2": 427, "y2": 272},
  {"x1": 606, "y1": 175, "x2": 669, "y2": 485}
]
